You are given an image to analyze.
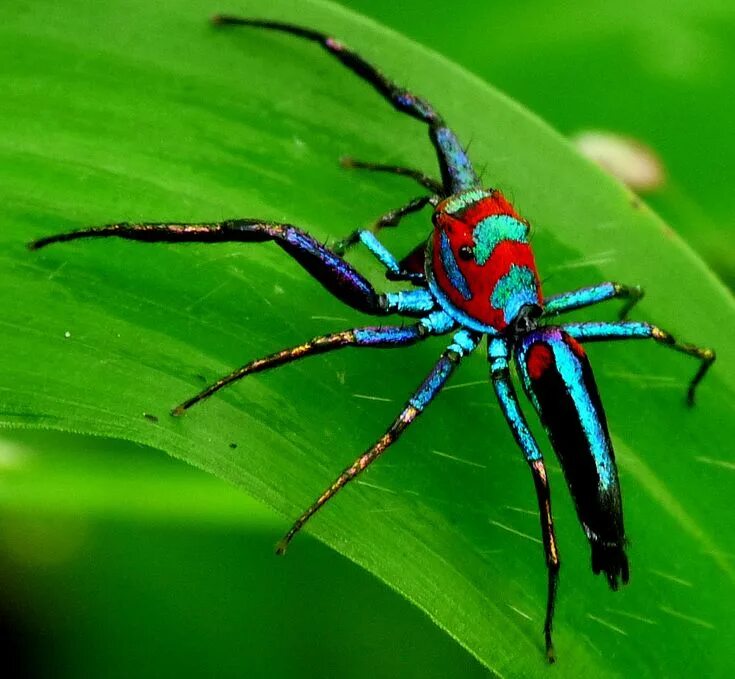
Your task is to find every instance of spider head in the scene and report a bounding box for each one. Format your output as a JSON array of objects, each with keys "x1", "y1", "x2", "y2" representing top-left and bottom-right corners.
[{"x1": 427, "y1": 188, "x2": 543, "y2": 333}]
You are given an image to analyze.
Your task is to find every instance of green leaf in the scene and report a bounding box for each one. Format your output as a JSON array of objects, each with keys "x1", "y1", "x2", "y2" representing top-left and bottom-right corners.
[{"x1": 2, "y1": 0, "x2": 733, "y2": 676}]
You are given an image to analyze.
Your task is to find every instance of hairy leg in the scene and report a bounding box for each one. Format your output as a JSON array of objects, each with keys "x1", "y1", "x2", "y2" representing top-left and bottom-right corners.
[
  {"x1": 30, "y1": 219, "x2": 422, "y2": 317},
  {"x1": 563, "y1": 321, "x2": 716, "y2": 405},
  {"x1": 544, "y1": 282, "x2": 644, "y2": 320},
  {"x1": 276, "y1": 328, "x2": 479, "y2": 553},
  {"x1": 213, "y1": 16, "x2": 479, "y2": 193},
  {"x1": 173, "y1": 310, "x2": 456, "y2": 414},
  {"x1": 489, "y1": 338, "x2": 560, "y2": 662}
]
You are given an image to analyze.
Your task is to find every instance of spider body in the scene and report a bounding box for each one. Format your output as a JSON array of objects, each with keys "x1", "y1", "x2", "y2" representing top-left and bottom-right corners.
[
  {"x1": 29, "y1": 16, "x2": 715, "y2": 661},
  {"x1": 429, "y1": 189, "x2": 540, "y2": 333}
]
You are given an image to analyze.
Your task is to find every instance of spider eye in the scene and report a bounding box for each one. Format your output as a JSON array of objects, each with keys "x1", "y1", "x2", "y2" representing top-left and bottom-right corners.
[{"x1": 458, "y1": 245, "x2": 474, "y2": 261}]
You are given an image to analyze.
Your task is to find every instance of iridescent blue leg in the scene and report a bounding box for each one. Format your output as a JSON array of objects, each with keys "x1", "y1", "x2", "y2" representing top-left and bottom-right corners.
[
  {"x1": 564, "y1": 321, "x2": 716, "y2": 405},
  {"x1": 29, "y1": 219, "x2": 433, "y2": 318},
  {"x1": 341, "y1": 157, "x2": 443, "y2": 193},
  {"x1": 489, "y1": 337, "x2": 560, "y2": 663},
  {"x1": 544, "y1": 282, "x2": 644, "y2": 319},
  {"x1": 334, "y1": 195, "x2": 432, "y2": 255},
  {"x1": 212, "y1": 16, "x2": 480, "y2": 193},
  {"x1": 276, "y1": 328, "x2": 479, "y2": 554},
  {"x1": 173, "y1": 311, "x2": 456, "y2": 415},
  {"x1": 335, "y1": 227, "x2": 428, "y2": 285}
]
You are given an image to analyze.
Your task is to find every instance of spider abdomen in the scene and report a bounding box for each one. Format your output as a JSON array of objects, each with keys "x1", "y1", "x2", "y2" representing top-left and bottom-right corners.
[{"x1": 515, "y1": 328, "x2": 629, "y2": 589}]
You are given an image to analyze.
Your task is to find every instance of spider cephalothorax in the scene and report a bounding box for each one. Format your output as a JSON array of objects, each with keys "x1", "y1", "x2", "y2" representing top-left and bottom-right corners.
[
  {"x1": 428, "y1": 189, "x2": 541, "y2": 333},
  {"x1": 30, "y1": 15, "x2": 715, "y2": 662}
]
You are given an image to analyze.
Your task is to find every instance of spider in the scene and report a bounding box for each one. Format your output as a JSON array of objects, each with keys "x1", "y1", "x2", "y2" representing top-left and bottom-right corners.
[{"x1": 29, "y1": 16, "x2": 716, "y2": 661}]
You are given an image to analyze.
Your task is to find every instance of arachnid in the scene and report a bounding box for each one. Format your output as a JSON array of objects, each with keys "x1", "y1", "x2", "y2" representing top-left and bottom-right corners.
[{"x1": 29, "y1": 16, "x2": 716, "y2": 661}]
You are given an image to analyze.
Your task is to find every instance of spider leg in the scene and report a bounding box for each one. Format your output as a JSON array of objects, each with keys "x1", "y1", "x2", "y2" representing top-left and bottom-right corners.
[
  {"x1": 173, "y1": 310, "x2": 456, "y2": 415},
  {"x1": 212, "y1": 16, "x2": 480, "y2": 193},
  {"x1": 563, "y1": 321, "x2": 716, "y2": 405},
  {"x1": 334, "y1": 205, "x2": 431, "y2": 285},
  {"x1": 29, "y1": 219, "x2": 435, "y2": 317},
  {"x1": 489, "y1": 338, "x2": 560, "y2": 663},
  {"x1": 544, "y1": 282, "x2": 644, "y2": 320},
  {"x1": 275, "y1": 328, "x2": 479, "y2": 554},
  {"x1": 341, "y1": 157, "x2": 443, "y2": 193}
]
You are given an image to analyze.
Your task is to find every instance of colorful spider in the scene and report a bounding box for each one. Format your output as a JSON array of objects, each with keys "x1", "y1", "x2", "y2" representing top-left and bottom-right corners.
[{"x1": 29, "y1": 16, "x2": 715, "y2": 661}]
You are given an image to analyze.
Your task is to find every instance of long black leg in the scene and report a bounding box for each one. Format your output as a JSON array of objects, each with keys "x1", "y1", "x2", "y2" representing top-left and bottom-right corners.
[
  {"x1": 489, "y1": 339, "x2": 560, "y2": 662},
  {"x1": 30, "y1": 219, "x2": 400, "y2": 316},
  {"x1": 564, "y1": 321, "x2": 716, "y2": 405},
  {"x1": 213, "y1": 16, "x2": 480, "y2": 193},
  {"x1": 275, "y1": 328, "x2": 479, "y2": 554},
  {"x1": 172, "y1": 317, "x2": 453, "y2": 415},
  {"x1": 544, "y1": 282, "x2": 645, "y2": 320},
  {"x1": 341, "y1": 157, "x2": 443, "y2": 194}
]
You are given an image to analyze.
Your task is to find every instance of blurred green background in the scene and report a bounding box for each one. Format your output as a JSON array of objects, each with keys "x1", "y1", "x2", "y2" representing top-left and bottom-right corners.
[{"x1": 1, "y1": 1, "x2": 732, "y2": 678}]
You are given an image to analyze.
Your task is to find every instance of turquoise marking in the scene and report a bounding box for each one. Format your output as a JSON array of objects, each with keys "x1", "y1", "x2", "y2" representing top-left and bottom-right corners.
[
  {"x1": 491, "y1": 265, "x2": 538, "y2": 323},
  {"x1": 473, "y1": 215, "x2": 528, "y2": 265},
  {"x1": 544, "y1": 283, "x2": 616, "y2": 315},
  {"x1": 552, "y1": 340, "x2": 615, "y2": 488},
  {"x1": 358, "y1": 231, "x2": 399, "y2": 274},
  {"x1": 441, "y1": 188, "x2": 493, "y2": 215},
  {"x1": 440, "y1": 231, "x2": 472, "y2": 299}
]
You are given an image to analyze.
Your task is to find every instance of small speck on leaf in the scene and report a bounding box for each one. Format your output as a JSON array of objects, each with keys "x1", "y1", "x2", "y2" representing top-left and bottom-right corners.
[
  {"x1": 572, "y1": 130, "x2": 665, "y2": 192},
  {"x1": 143, "y1": 413, "x2": 159, "y2": 423},
  {"x1": 229, "y1": 442, "x2": 238, "y2": 449}
]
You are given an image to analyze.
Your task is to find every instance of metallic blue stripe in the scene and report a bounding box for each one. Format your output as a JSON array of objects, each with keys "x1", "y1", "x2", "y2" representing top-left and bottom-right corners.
[
  {"x1": 550, "y1": 338, "x2": 615, "y2": 488},
  {"x1": 544, "y1": 283, "x2": 617, "y2": 315},
  {"x1": 473, "y1": 215, "x2": 528, "y2": 265},
  {"x1": 440, "y1": 231, "x2": 472, "y2": 299}
]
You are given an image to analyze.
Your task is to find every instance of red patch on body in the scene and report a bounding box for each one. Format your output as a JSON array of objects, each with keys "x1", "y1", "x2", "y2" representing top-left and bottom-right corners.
[
  {"x1": 431, "y1": 232, "x2": 540, "y2": 330},
  {"x1": 563, "y1": 334, "x2": 587, "y2": 359},
  {"x1": 527, "y1": 343, "x2": 554, "y2": 380}
]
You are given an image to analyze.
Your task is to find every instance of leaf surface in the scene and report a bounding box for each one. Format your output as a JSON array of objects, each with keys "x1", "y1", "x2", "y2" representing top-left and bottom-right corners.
[{"x1": 1, "y1": 1, "x2": 733, "y2": 676}]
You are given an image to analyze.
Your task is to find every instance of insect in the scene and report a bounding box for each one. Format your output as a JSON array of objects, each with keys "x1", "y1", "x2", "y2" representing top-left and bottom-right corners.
[{"x1": 30, "y1": 16, "x2": 715, "y2": 661}]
